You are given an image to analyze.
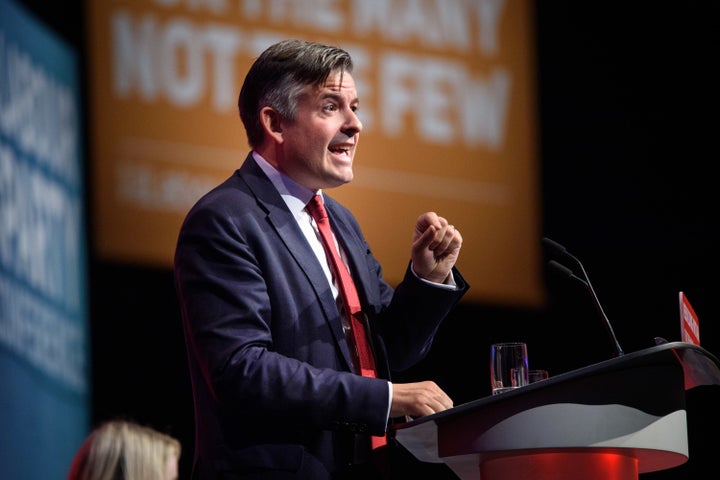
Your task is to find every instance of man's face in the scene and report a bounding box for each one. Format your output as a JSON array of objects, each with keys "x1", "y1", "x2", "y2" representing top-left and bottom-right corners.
[{"x1": 278, "y1": 71, "x2": 363, "y2": 191}]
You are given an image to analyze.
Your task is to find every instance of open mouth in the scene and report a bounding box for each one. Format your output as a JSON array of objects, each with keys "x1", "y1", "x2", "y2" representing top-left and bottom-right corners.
[{"x1": 329, "y1": 145, "x2": 352, "y2": 155}]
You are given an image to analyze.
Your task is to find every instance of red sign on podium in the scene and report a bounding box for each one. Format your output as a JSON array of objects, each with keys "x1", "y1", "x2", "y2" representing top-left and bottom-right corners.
[{"x1": 679, "y1": 292, "x2": 700, "y2": 346}]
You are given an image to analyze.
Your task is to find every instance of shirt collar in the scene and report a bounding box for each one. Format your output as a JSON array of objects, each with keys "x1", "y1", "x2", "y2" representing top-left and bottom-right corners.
[{"x1": 252, "y1": 151, "x2": 321, "y2": 217}]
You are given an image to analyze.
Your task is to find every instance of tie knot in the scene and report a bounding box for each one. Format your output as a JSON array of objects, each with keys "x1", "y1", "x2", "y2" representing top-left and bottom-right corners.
[{"x1": 306, "y1": 194, "x2": 328, "y2": 222}]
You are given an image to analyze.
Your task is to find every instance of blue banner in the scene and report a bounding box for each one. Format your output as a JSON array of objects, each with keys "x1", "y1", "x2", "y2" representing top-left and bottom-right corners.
[{"x1": 0, "y1": 0, "x2": 89, "y2": 477}]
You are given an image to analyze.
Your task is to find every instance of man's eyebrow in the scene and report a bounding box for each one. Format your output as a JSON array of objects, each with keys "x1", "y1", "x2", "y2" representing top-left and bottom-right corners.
[{"x1": 320, "y1": 91, "x2": 360, "y2": 105}]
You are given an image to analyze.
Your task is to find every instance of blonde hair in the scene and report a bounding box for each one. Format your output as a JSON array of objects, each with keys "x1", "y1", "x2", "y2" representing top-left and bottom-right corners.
[{"x1": 67, "y1": 419, "x2": 181, "y2": 480}]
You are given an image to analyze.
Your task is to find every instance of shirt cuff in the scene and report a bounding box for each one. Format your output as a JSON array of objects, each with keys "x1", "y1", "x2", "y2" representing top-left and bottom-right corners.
[{"x1": 410, "y1": 263, "x2": 458, "y2": 290}]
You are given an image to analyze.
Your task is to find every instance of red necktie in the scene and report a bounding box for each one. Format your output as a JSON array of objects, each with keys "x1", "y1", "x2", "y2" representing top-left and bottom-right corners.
[{"x1": 306, "y1": 194, "x2": 387, "y2": 448}]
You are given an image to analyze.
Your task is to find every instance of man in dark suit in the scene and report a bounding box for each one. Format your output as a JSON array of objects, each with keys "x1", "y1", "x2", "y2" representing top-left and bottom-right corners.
[{"x1": 174, "y1": 39, "x2": 468, "y2": 480}]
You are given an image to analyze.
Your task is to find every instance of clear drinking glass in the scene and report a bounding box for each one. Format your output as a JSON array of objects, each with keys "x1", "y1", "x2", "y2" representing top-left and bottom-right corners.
[
  {"x1": 490, "y1": 342, "x2": 529, "y2": 395},
  {"x1": 529, "y1": 369, "x2": 549, "y2": 383}
]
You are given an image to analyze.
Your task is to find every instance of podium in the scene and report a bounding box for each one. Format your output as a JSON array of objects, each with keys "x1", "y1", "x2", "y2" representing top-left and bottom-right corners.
[{"x1": 391, "y1": 342, "x2": 720, "y2": 480}]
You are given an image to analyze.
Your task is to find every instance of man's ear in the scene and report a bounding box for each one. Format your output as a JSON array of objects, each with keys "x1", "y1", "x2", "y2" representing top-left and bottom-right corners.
[{"x1": 260, "y1": 106, "x2": 283, "y2": 144}]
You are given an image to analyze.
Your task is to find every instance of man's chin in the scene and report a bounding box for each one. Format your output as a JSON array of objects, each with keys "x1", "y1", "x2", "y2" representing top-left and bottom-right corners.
[
  {"x1": 324, "y1": 170, "x2": 353, "y2": 189},
  {"x1": 324, "y1": 179, "x2": 352, "y2": 190}
]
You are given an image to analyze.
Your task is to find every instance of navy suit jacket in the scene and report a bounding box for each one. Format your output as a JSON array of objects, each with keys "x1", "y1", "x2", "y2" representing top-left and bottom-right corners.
[{"x1": 174, "y1": 154, "x2": 468, "y2": 479}]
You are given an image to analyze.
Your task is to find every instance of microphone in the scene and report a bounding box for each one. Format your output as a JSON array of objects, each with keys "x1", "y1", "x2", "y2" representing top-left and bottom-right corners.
[{"x1": 543, "y1": 238, "x2": 624, "y2": 357}]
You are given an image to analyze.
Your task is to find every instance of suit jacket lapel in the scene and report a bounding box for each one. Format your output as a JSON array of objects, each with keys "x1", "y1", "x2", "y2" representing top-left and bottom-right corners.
[{"x1": 238, "y1": 158, "x2": 356, "y2": 371}]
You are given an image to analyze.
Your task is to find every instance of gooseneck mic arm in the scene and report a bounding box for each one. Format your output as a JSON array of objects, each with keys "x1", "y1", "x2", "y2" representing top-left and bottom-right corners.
[{"x1": 544, "y1": 238, "x2": 624, "y2": 357}]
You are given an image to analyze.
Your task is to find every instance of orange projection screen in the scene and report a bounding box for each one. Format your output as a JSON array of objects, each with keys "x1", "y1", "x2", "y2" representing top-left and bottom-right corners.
[{"x1": 87, "y1": 0, "x2": 544, "y2": 307}]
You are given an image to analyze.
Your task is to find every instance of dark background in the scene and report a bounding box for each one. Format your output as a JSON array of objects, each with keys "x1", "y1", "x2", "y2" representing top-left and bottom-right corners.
[{"x1": 16, "y1": 1, "x2": 720, "y2": 478}]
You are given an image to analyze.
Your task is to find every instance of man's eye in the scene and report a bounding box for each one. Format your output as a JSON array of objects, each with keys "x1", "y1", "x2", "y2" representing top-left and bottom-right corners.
[{"x1": 324, "y1": 104, "x2": 337, "y2": 112}]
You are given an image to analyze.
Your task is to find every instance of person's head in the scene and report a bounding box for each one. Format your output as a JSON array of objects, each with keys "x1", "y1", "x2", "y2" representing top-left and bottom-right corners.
[
  {"x1": 67, "y1": 419, "x2": 181, "y2": 480},
  {"x1": 238, "y1": 39, "x2": 363, "y2": 191}
]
